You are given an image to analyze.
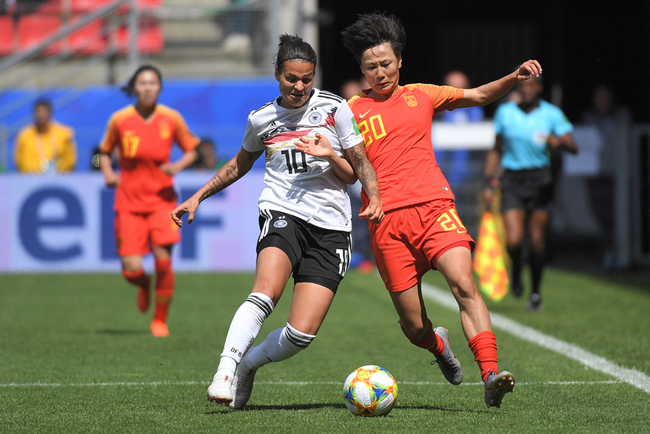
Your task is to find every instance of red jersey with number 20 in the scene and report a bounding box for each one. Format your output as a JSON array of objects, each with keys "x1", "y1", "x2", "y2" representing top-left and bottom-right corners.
[
  {"x1": 348, "y1": 84, "x2": 464, "y2": 213},
  {"x1": 100, "y1": 104, "x2": 199, "y2": 213}
]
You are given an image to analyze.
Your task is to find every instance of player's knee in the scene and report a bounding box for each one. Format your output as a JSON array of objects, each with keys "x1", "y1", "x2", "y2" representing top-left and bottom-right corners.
[
  {"x1": 286, "y1": 323, "x2": 316, "y2": 349},
  {"x1": 245, "y1": 292, "x2": 275, "y2": 320},
  {"x1": 399, "y1": 318, "x2": 428, "y2": 342},
  {"x1": 121, "y1": 256, "x2": 142, "y2": 273},
  {"x1": 452, "y1": 273, "x2": 480, "y2": 300}
]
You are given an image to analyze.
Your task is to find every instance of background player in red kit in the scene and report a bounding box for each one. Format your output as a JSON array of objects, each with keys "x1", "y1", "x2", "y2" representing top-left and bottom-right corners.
[
  {"x1": 99, "y1": 65, "x2": 199, "y2": 337},
  {"x1": 342, "y1": 13, "x2": 542, "y2": 408}
]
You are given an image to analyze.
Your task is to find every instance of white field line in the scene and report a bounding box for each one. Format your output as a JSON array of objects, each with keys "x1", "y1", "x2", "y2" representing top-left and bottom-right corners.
[
  {"x1": 421, "y1": 282, "x2": 650, "y2": 395},
  {"x1": 0, "y1": 380, "x2": 624, "y2": 388},
  {"x1": 2, "y1": 284, "x2": 647, "y2": 393}
]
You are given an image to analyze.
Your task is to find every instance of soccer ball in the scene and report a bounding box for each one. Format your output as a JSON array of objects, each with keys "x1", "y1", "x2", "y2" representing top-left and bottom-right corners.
[{"x1": 342, "y1": 365, "x2": 398, "y2": 417}]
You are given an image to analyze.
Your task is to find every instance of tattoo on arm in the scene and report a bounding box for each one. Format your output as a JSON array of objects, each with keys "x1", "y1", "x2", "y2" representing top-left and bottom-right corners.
[
  {"x1": 198, "y1": 150, "x2": 262, "y2": 202},
  {"x1": 348, "y1": 145, "x2": 380, "y2": 199}
]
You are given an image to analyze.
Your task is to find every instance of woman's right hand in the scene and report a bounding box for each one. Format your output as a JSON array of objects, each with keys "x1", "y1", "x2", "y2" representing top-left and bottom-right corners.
[
  {"x1": 171, "y1": 196, "x2": 200, "y2": 228},
  {"x1": 104, "y1": 171, "x2": 120, "y2": 187}
]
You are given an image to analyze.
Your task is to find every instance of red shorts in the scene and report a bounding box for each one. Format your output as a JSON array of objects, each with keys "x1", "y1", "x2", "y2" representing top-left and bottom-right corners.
[
  {"x1": 115, "y1": 207, "x2": 180, "y2": 256},
  {"x1": 369, "y1": 199, "x2": 475, "y2": 292}
]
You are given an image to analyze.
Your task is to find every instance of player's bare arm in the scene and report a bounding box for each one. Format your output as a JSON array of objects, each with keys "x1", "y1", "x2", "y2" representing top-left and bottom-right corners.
[
  {"x1": 202, "y1": 148, "x2": 262, "y2": 201},
  {"x1": 171, "y1": 147, "x2": 262, "y2": 227},
  {"x1": 457, "y1": 60, "x2": 542, "y2": 108},
  {"x1": 296, "y1": 133, "x2": 358, "y2": 184},
  {"x1": 98, "y1": 151, "x2": 120, "y2": 187},
  {"x1": 346, "y1": 143, "x2": 384, "y2": 224}
]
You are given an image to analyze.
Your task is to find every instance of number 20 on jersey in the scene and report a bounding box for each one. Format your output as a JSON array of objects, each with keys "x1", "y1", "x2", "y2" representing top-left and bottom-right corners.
[{"x1": 358, "y1": 114, "x2": 386, "y2": 146}]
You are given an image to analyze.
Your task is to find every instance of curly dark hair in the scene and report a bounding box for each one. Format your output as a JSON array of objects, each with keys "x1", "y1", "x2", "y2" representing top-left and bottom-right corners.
[
  {"x1": 341, "y1": 13, "x2": 406, "y2": 64},
  {"x1": 274, "y1": 34, "x2": 317, "y2": 72}
]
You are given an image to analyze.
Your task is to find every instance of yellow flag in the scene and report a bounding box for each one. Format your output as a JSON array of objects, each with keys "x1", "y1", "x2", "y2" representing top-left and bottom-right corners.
[{"x1": 473, "y1": 211, "x2": 509, "y2": 301}]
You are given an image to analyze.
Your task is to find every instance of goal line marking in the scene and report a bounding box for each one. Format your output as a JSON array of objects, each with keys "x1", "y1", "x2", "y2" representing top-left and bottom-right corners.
[{"x1": 421, "y1": 282, "x2": 650, "y2": 395}]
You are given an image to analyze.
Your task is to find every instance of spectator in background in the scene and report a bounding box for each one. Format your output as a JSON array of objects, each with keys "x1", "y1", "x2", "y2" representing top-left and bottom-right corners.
[
  {"x1": 434, "y1": 71, "x2": 484, "y2": 187},
  {"x1": 191, "y1": 138, "x2": 224, "y2": 170},
  {"x1": 582, "y1": 84, "x2": 632, "y2": 174},
  {"x1": 483, "y1": 75, "x2": 578, "y2": 311},
  {"x1": 99, "y1": 65, "x2": 199, "y2": 338},
  {"x1": 14, "y1": 99, "x2": 77, "y2": 173},
  {"x1": 340, "y1": 76, "x2": 369, "y2": 100}
]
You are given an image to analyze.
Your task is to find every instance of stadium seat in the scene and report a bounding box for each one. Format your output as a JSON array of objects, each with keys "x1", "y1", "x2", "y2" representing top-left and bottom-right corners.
[
  {"x1": 37, "y1": 0, "x2": 161, "y2": 15},
  {"x1": 37, "y1": 0, "x2": 131, "y2": 14},
  {"x1": 18, "y1": 14, "x2": 62, "y2": 55},
  {"x1": 71, "y1": 0, "x2": 114, "y2": 13},
  {"x1": 68, "y1": 16, "x2": 108, "y2": 55},
  {"x1": 35, "y1": 0, "x2": 62, "y2": 14},
  {"x1": 0, "y1": 16, "x2": 14, "y2": 56},
  {"x1": 137, "y1": 0, "x2": 161, "y2": 10},
  {"x1": 117, "y1": 17, "x2": 163, "y2": 54}
]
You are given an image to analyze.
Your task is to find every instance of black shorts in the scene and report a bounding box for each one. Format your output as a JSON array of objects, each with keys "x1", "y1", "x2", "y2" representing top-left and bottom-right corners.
[
  {"x1": 500, "y1": 167, "x2": 554, "y2": 212},
  {"x1": 257, "y1": 209, "x2": 352, "y2": 293}
]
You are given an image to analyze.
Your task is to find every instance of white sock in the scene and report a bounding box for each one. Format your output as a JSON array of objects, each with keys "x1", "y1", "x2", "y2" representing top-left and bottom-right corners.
[
  {"x1": 215, "y1": 357, "x2": 237, "y2": 379},
  {"x1": 244, "y1": 323, "x2": 316, "y2": 370},
  {"x1": 216, "y1": 293, "x2": 274, "y2": 374}
]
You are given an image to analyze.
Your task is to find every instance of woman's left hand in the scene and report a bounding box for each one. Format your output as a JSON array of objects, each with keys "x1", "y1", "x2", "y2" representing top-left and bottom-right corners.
[
  {"x1": 516, "y1": 60, "x2": 543, "y2": 81},
  {"x1": 159, "y1": 162, "x2": 179, "y2": 176},
  {"x1": 295, "y1": 133, "x2": 334, "y2": 158}
]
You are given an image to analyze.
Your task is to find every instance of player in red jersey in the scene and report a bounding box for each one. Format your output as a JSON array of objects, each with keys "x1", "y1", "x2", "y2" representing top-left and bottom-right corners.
[
  {"x1": 99, "y1": 65, "x2": 199, "y2": 337},
  {"x1": 342, "y1": 13, "x2": 541, "y2": 408}
]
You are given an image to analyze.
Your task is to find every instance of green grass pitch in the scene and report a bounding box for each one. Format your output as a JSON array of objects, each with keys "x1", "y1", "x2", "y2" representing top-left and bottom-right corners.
[{"x1": 1, "y1": 268, "x2": 649, "y2": 433}]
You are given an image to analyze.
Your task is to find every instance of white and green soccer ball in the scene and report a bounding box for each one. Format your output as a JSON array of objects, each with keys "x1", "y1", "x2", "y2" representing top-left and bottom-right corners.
[{"x1": 342, "y1": 365, "x2": 398, "y2": 417}]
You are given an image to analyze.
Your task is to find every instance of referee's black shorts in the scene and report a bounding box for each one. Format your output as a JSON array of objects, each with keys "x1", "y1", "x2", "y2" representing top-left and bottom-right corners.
[
  {"x1": 256, "y1": 209, "x2": 352, "y2": 293},
  {"x1": 500, "y1": 167, "x2": 555, "y2": 213}
]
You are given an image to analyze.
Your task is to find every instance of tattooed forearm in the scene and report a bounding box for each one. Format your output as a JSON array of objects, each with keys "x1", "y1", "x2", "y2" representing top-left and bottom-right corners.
[
  {"x1": 199, "y1": 162, "x2": 241, "y2": 202},
  {"x1": 348, "y1": 145, "x2": 381, "y2": 199},
  {"x1": 198, "y1": 149, "x2": 261, "y2": 203}
]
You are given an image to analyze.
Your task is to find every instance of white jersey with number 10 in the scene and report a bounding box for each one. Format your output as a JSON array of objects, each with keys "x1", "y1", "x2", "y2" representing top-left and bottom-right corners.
[{"x1": 242, "y1": 88, "x2": 362, "y2": 232}]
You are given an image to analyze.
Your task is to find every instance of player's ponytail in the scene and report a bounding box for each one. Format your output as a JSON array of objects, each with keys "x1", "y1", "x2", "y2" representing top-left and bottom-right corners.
[
  {"x1": 122, "y1": 64, "x2": 163, "y2": 97},
  {"x1": 274, "y1": 34, "x2": 317, "y2": 72}
]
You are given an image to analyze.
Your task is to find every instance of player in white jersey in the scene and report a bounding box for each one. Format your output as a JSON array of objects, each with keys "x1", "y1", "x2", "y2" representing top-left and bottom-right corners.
[
  {"x1": 245, "y1": 87, "x2": 361, "y2": 232},
  {"x1": 171, "y1": 34, "x2": 384, "y2": 409}
]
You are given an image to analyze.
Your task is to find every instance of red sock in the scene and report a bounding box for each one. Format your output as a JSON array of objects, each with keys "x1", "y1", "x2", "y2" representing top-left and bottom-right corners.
[
  {"x1": 154, "y1": 259, "x2": 175, "y2": 322},
  {"x1": 468, "y1": 331, "x2": 499, "y2": 382},
  {"x1": 399, "y1": 319, "x2": 445, "y2": 357},
  {"x1": 122, "y1": 269, "x2": 150, "y2": 289}
]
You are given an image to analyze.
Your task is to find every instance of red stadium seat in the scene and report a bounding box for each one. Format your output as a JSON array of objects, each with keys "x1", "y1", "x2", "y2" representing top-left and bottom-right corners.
[
  {"x1": 37, "y1": 0, "x2": 127, "y2": 14},
  {"x1": 0, "y1": 16, "x2": 14, "y2": 56},
  {"x1": 36, "y1": 0, "x2": 65, "y2": 14},
  {"x1": 18, "y1": 14, "x2": 62, "y2": 55},
  {"x1": 71, "y1": 0, "x2": 114, "y2": 13},
  {"x1": 137, "y1": 0, "x2": 161, "y2": 10},
  {"x1": 37, "y1": 0, "x2": 162, "y2": 16},
  {"x1": 117, "y1": 17, "x2": 163, "y2": 54},
  {"x1": 68, "y1": 16, "x2": 108, "y2": 54}
]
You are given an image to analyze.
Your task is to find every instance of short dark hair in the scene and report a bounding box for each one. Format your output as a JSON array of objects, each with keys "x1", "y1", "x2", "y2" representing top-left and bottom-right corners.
[
  {"x1": 122, "y1": 64, "x2": 163, "y2": 97},
  {"x1": 341, "y1": 13, "x2": 406, "y2": 64},
  {"x1": 34, "y1": 98, "x2": 52, "y2": 111},
  {"x1": 274, "y1": 34, "x2": 317, "y2": 72}
]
